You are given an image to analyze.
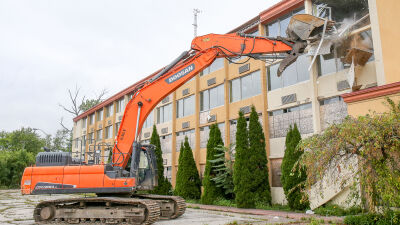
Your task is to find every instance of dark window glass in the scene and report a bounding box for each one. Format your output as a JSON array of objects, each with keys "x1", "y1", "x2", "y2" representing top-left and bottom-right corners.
[
  {"x1": 200, "y1": 89, "x2": 210, "y2": 111},
  {"x1": 241, "y1": 74, "x2": 252, "y2": 99},
  {"x1": 267, "y1": 63, "x2": 282, "y2": 91},
  {"x1": 267, "y1": 20, "x2": 279, "y2": 37},
  {"x1": 201, "y1": 84, "x2": 224, "y2": 111},
  {"x1": 201, "y1": 58, "x2": 224, "y2": 76},
  {"x1": 230, "y1": 79, "x2": 240, "y2": 102},
  {"x1": 279, "y1": 14, "x2": 291, "y2": 38},
  {"x1": 296, "y1": 55, "x2": 310, "y2": 82},
  {"x1": 230, "y1": 70, "x2": 261, "y2": 102}
]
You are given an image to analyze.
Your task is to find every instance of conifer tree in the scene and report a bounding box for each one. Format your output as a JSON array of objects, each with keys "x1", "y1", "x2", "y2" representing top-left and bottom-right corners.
[
  {"x1": 174, "y1": 137, "x2": 201, "y2": 199},
  {"x1": 201, "y1": 124, "x2": 224, "y2": 204},
  {"x1": 248, "y1": 106, "x2": 271, "y2": 205},
  {"x1": 233, "y1": 111, "x2": 254, "y2": 208},
  {"x1": 150, "y1": 125, "x2": 172, "y2": 195},
  {"x1": 281, "y1": 124, "x2": 309, "y2": 210}
]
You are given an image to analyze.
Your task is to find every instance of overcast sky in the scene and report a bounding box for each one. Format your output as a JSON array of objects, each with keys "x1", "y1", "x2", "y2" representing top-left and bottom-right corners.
[{"x1": 0, "y1": 0, "x2": 279, "y2": 136}]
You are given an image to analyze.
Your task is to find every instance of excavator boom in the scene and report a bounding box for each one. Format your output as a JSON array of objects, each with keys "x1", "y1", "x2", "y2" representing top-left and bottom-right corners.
[{"x1": 112, "y1": 33, "x2": 298, "y2": 168}]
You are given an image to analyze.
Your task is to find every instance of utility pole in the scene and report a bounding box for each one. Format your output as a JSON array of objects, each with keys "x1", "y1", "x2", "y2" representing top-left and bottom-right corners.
[{"x1": 193, "y1": 9, "x2": 201, "y2": 37}]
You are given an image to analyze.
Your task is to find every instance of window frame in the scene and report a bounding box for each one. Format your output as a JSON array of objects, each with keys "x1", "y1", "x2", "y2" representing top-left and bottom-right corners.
[
  {"x1": 105, "y1": 126, "x2": 112, "y2": 139},
  {"x1": 106, "y1": 104, "x2": 113, "y2": 118},
  {"x1": 200, "y1": 84, "x2": 225, "y2": 112},
  {"x1": 229, "y1": 70, "x2": 261, "y2": 103},
  {"x1": 157, "y1": 103, "x2": 172, "y2": 124},
  {"x1": 97, "y1": 109, "x2": 103, "y2": 121},
  {"x1": 176, "y1": 95, "x2": 195, "y2": 118}
]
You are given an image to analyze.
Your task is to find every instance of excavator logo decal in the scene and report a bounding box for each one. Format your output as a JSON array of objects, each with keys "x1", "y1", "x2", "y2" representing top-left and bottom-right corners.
[{"x1": 165, "y1": 64, "x2": 195, "y2": 84}]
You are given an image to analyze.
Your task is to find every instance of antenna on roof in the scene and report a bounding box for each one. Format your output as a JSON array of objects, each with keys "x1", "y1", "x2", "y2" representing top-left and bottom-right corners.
[{"x1": 193, "y1": 9, "x2": 201, "y2": 37}]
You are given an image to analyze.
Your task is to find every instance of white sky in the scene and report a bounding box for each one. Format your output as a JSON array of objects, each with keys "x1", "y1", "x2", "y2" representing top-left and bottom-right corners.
[{"x1": 0, "y1": 0, "x2": 279, "y2": 136}]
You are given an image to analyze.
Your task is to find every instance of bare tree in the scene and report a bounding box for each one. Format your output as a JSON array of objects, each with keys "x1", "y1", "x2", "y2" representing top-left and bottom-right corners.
[
  {"x1": 59, "y1": 85, "x2": 86, "y2": 117},
  {"x1": 59, "y1": 86, "x2": 107, "y2": 131}
]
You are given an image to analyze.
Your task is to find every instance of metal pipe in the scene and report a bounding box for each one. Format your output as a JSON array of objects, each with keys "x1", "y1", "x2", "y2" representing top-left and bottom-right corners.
[
  {"x1": 148, "y1": 51, "x2": 189, "y2": 83},
  {"x1": 308, "y1": 18, "x2": 328, "y2": 72},
  {"x1": 134, "y1": 102, "x2": 143, "y2": 140}
]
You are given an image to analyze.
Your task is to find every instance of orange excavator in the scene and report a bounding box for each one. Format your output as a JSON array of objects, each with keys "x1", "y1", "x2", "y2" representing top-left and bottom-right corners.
[{"x1": 21, "y1": 14, "x2": 330, "y2": 224}]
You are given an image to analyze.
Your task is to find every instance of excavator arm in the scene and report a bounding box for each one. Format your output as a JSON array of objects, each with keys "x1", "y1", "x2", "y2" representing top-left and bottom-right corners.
[{"x1": 112, "y1": 33, "x2": 300, "y2": 168}]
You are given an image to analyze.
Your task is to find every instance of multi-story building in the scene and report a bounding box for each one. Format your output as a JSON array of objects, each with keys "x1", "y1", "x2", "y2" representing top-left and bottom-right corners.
[{"x1": 72, "y1": 0, "x2": 399, "y2": 205}]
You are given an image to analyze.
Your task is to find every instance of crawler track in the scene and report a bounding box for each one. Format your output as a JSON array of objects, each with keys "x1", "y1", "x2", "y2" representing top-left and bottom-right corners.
[
  {"x1": 33, "y1": 197, "x2": 160, "y2": 225},
  {"x1": 132, "y1": 194, "x2": 186, "y2": 219}
]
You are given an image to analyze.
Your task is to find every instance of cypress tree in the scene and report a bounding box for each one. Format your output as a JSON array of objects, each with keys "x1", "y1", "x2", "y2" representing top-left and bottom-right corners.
[
  {"x1": 150, "y1": 125, "x2": 172, "y2": 195},
  {"x1": 174, "y1": 136, "x2": 201, "y2": 199},
  {"x1": 233, "y1": 111, "x2": 254, "y2": 208},
  {"x1": 248, "y1": 106, "x2": 271, "y2": 205},
  {"x1": 281, "y1": 124, "x2": 309, "y2": 210},
  {"x1": 201, "y1": 124, "x2": 224, "y2": 204}
]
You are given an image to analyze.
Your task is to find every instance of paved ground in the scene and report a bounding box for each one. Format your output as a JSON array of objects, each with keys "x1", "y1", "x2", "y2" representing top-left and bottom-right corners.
[{"x1": 0, "y1": 189, "x2": 342, "y2": 225}]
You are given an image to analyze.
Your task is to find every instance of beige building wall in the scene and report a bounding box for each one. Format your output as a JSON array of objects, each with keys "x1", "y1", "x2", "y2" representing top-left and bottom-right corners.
[{"x1": 374, "y1": 0, "x2": 400, "y2": 84}]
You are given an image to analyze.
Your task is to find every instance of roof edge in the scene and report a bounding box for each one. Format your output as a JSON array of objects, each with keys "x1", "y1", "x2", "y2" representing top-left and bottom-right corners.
[
  {"x1": 342, "y1": 81, "x2": 400, "y2": 103},
  {"x1": 260, "y1": 0, "x2": 304, "y2": 24}
]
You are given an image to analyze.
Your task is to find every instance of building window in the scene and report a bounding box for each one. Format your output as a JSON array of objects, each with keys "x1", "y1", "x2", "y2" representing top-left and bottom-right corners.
[
  {"x1": 200, "y1": 58, "x2": 224, "y2": 76},
  {"x1": 115, "y1": 122, "x2": 120, "y2": 134},
  {"x1": 89, "y1": 114, "x2": 94, "y2": 125},
  {"x1": 267, "y1": 54, "x2": 309, "y2": 91},
  {"x1": 266, "y1": 8, "x2": 305, "y2": 37},
  {"x1": 200, "y1": 122, "x2": 225, "y2": 148},
  {"x1": 316, "y1": 50, "x2": 345, "y2": 76},
  {"x1": 230, "y1": 70, "x2": 261, "y2": 102},
  {"x1": 319, "y1": 96, "x2": 348, "y2": 130},
  {"x1": 74, "y1": 138, "x2": 79, "y2": 148},
  {"x1": 82, "y1": 135, "x2": 86, "y2": 150},
  {"x1": 157, "y1": 103, "x2": 172, "y2": 124},
  {"x1": 160, "y1": 134, "x2": 172, "y2": 153},
  {"x1": 88, "y1": 132, "x2": 94, "y2": 144},
  {"x1": 106, "y1": 104, "x2": 113, "y2": 118},
  {"x1": 176, "y1": 95, "x2": 195, "y2": 118},
  {"x1": 200, "y1": 84, "x2": 224, "y2": 111},
  {"x1": 97, "y1": 109, "x2": 103, "y2": 121},
  {"x1": 81, "y1": 117, "x2": 87, "y2": 128},
  {"x1": 116, "y1": 98, "x2": 124, "y2": 113},
  {"x1": 176, "y1": 129, "x2": 195, "y2": 151},
  {"x1": 128, "y1": 93, "x2": 134, "y2": 100},
  {"x1": 268, "y1": 103, "x2": 313, "y2": 138},
  {"x1": 143, "y1": 110, "x2": 154, "y2": 128},
  {"x1": 96, "y1": 129, "x2": 102, "y2": 141},
  {"x1": 105, "y1": 126, "x2": 112, "y2": 139}
]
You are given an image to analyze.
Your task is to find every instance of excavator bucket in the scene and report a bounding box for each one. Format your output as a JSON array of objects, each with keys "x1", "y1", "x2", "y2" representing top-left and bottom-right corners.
[
  {"x1": 278, "y1": 14, "x2": 335, "y2": 76},
  {"x1": 286, "y1": 14, "x2": 334, "y2": 41}
]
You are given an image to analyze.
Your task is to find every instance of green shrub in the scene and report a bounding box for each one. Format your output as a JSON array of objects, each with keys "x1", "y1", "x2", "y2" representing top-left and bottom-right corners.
[
  {"x1": 201, "y1": 124, "x2": 224, "y2": 204},
  {"x1": 314, "y1": 204, "x2": 362, "y2": 216},
  {"x1": 233, "y1": 111, "x2": 252, "y2": 208},
  {"x1": 344, "y1": 211, "x2": 400, "y2": 225},
  {"x1": 248, "y1": 106, "x2": 271, "y2": 205},
  {"x1": 234, "y1": 107, "x2": 271, "y2": 208},
  {"x1": 281, "y1": 124, "x2": 309, "y2": 210},
  {"x1": 174, "y1": 137, "x2": 201, "y2": 199},
  {"x1": 210, "y1": 144, "x2": 235, "y2": 199},
  {"x1": 0, "y1": 149, "x2": 35, "y2": 188},
  {"x1": 149, "y1": 125, "x2": 172, "y2": 195}
]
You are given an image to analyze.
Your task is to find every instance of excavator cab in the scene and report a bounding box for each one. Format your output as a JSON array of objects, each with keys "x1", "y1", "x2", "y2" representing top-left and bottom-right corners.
[{"x1": 132, "y1": 143, "x2": 158, "y2": 190}]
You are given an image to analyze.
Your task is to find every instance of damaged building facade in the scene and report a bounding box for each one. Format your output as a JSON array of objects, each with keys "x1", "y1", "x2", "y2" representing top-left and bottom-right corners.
[{"x1": 71, "y1": 0, "x2": 399, "y2": 206}]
